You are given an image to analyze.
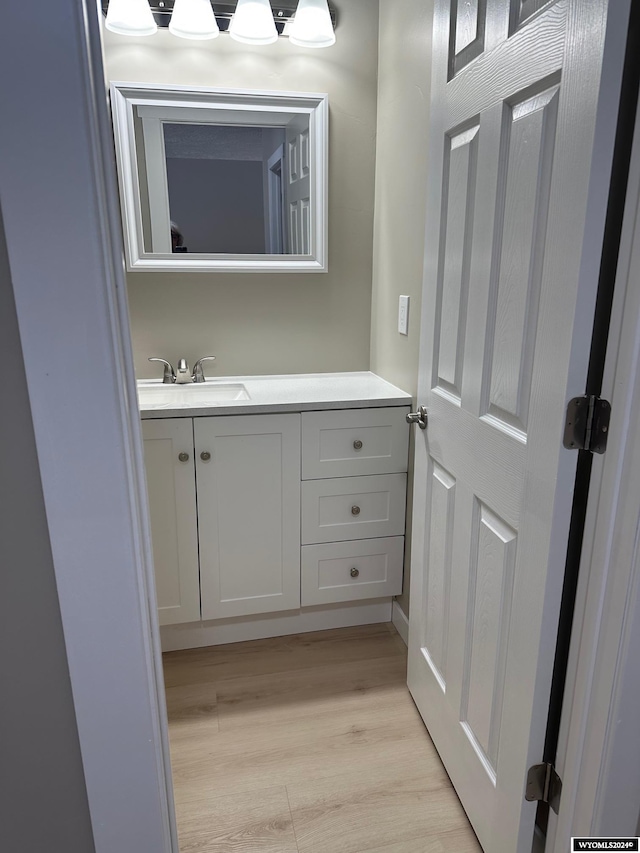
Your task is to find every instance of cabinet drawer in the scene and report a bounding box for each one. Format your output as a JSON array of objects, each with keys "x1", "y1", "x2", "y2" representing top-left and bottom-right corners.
[
  {"x1": 301, "y1": 473, "x2": 406, "y2": 545},
  {"x1": 302, "y1": 407, "x2": 410, "y2": 479},
  {"x1": 301, "y1": 536, "x2": 404, "y2": 605}
]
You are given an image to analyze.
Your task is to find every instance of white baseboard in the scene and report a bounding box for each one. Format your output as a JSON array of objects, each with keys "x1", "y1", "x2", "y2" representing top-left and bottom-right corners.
[
  {"x1": 392, "y1": 600, "x2": 409, "y2": 646},
  {"x1": 160, "y1": 599, "x2": 393, "y2": 651}
]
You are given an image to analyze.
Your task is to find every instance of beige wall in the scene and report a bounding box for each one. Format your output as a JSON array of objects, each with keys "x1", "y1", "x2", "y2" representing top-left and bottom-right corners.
[
  {"x1": 103, "y1": 1, "x2": 379, "y2": 379},
  {"x1": 371, "y1": 0, "x2": 433, "y2": 617},
  {"x1": 105, "y1": 1, "x2": 433, "y2": 618}
]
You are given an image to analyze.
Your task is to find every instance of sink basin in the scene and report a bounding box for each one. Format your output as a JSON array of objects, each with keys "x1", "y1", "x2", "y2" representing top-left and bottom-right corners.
[{"x1": 137, "y1": 382, "x2": 250, "y2": 409}]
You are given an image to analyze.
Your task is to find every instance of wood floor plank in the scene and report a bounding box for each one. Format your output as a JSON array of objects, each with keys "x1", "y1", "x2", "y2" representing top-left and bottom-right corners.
[
  {"x1": 357, "y1": 826, "x2": 482, "y2": 853},
  {"x1": 286, "y1": 764, "x2": 471, "y2": 853},
  {"x1": 216, "y1": 655, "x2": 407, "y2": 730},
  {"x1": 356, "y1": 840, "x2": 449, "y2": 853},
  {"x1": 165, "y1": 683, "x2": 219, "y2": 736},
  {"x1": 165, "y1": 625, "x2": 479, "y2": 852},
  {"x1": 436, "y1": 827, "x2": 483, "y2": 852},
  {"x1": 175, "y1": 786, "x2": 298, "y2": 853},
  {"x1": 170, "y1": 684, "x2": 442, "y2": 805},
  {"x1": 163, "y1": 623, "x2": 404, "y2": 688}
]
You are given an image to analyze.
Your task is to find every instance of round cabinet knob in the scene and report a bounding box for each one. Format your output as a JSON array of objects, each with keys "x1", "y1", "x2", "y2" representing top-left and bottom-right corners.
[
  {"x1": 353, "y1": 439, "x2": 363, "y2": 451},
  {"x1": 350, "y1": 567, "x2": 360, "y2": 578},
  {"x1": 200, "y1": 451, "x2": 211, "y2": 462},
  {"x1": 178, "y1": 452, "x2": 189, "y2": 462},
  {"x1": 351, "y1": 505, "x2": 361, "y2": 516}
]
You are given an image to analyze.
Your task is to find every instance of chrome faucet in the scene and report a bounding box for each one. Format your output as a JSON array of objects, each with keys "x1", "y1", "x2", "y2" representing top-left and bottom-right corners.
[
  {"x1": 192, "y1": 356, "x2": 216, "y2": 383},
  {"x1": 148, "y1": 355, "x2": 216, "y2": 383},
  {"x1": 175, "y1": 358, "x2": 191, "y2": 384},
  {"x1": 148, "y1": 358, "x2": 176, "y2": 384}
]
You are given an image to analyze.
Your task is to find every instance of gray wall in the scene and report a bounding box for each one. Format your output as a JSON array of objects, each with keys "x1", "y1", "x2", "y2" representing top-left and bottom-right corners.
[
  {"x1": 104, "y1": 0, "x2": 379, "y2": 379},
  {"x1": 0, "y1": 204, "x2": 95, "y2": 853},
  {"x1": 370, "y1": 0, "x2": 433, "y2": 617},
  {"x1": 166, "y1": 158, "x2": 266, "y2": 253}
]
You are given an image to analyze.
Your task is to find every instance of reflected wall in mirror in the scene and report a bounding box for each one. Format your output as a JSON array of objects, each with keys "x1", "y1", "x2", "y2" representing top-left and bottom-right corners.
[{"x1": 110, "y1": 83, "x2": 328, "y2": 272}]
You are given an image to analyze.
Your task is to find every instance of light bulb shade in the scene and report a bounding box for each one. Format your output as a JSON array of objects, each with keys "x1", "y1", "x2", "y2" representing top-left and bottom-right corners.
[
  {"x1": 288, "y1": 0, "x2": 335, "y2": 48},
  {"x1": 169, "y1": 0, "x2": 219, "y2": 39},
  {"x1": 229, "y1": 0, "x2": 278, "y2": 45},
  {"x1": 105, "y1": 0, "x2": 157, "y2": 37}
]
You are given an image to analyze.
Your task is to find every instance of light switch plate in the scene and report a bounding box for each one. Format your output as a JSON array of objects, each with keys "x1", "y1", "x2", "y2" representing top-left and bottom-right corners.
[{"x1": 398, "y1": 295, "x2": 410, "y2": 335}]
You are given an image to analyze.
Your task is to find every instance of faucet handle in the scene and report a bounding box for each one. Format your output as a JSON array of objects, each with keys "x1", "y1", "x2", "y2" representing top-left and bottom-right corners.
[
  {"x1": 193, "y1": 356, "x2": 216, "y2": 383},
  {"x1": 148, "y1": 358, "x2": 175, "y2": 384}
]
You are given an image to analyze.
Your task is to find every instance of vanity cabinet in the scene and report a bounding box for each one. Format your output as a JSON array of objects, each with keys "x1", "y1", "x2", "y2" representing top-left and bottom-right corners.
[
  {"x1": 143, "y1": 413, "x2": 300, "y2": 624},
  {"x1": 142, "y1": 403, "x2": 410, "y2": 634}
]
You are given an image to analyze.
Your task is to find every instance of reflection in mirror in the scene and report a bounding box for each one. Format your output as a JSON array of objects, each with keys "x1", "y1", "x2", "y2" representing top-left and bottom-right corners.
[
  {"x1": 110, "y1": 83, "x2": 328, "y2": 272},
  {"x1": 165, "y1": 124, "x2": 286, "y2": 254}
]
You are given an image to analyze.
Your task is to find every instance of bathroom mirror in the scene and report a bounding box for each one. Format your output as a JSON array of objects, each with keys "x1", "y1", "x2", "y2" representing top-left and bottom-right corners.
[{"x1": 110, "y1": 82, "x2": 328, "y2": 272}]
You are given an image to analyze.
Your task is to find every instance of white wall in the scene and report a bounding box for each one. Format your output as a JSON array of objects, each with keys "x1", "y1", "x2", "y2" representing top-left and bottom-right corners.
[
  {"x1": 0, "y1": 204, "x2": 96, "y2": 853},
  {"x1": 0, "y1": 1, "x2": 178, "y2": 845},
  {"x1": 371, "y1": 0, "x2": 433, "y2": 616},
  {"x1": 103, "y1": 0, "x2": 379, "y2": 379}
]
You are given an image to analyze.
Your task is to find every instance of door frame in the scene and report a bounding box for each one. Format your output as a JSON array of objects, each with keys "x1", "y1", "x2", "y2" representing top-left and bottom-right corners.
[
  {"x1": 548, "y1": 76, "x2": 640, "y2": 849},
  {"x1": 0, "y1": 1, "x2": 176, "y2": 851},
  {"x1": 1, "y1": 0, "x2": 638, "y2": 850}
]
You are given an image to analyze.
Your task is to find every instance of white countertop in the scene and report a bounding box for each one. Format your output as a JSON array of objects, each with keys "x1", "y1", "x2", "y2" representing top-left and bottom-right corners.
[{"x1": 138, "y1": 371, "x2": 412, "y2": 419}]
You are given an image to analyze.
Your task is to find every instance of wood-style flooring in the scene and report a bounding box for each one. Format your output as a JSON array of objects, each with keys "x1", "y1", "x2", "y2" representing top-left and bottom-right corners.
[{"x1": 163, "y1": 622, "x2": 481, "y2": 853}]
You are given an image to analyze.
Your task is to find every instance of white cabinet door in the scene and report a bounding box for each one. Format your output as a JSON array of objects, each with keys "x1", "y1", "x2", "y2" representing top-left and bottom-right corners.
[
  {"x1": 195, "y1": 413, "x2": 301, "y2": 620},
  {"x1": 142, "y1": 418, "x2": 200, "y2": 626}
]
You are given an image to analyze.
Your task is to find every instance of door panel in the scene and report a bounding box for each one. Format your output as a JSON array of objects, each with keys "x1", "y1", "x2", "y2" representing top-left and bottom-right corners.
[
  {"x1": 450, "y1": 0, "x2": 487, "y2": 77},
  {"x1": 462, "y1": 502, "x2": 516, "y2": 774},
  {"x1": 424, "y1": 462, "x2": 456, "y2": 686},
  {"x1": 285, "y1": 118, "x2": 311, "y2": 254},
  {"x1": 409, "y1": 0, "x2": 624, "y2": 850},
  {"x1": 485, "y1": 83, "x2": 560, "y2": 434},
  {"x1": 511, "y1": 0, "x2": 555, "y2": 34},
  {"x1": 436, "y1": 124, "x2": 479, "y2": 400}
]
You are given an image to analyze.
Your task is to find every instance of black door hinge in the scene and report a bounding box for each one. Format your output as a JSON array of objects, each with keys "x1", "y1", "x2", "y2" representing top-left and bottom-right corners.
[
  {"x1": 525, "y1": 762, "x2": 562, "y2": 814},
  {"x1": 563, "y1": 395, "x2": 611, "y2": 453}
]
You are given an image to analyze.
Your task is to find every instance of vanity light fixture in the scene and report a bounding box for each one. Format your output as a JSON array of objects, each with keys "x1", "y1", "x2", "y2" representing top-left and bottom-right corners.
[
  {"x1": 229, "y1": 0, "x2": 278, "y2": 45},
  {"x1": 169, "y1": 0, "x2": 220, "y2": 39},
  {"x1": 105, "y1": 0, "x2": 157, "y2": 36},
  {"x1": 288, "y1": 0, "x2": 335, "y2": 48},
  {"x1": 101, "y1": 1, "x2": 337, "y2": 45}
]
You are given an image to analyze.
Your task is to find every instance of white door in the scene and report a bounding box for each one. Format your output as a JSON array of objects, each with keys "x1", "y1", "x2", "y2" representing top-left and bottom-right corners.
[
  {"x1": 285, "y1": 116, "x2": 311, "y2": 254},
  {"x1": 142, "y1": 419, "x2": 200, "y2": 625},
  {"x1": 408, "y1": 1, "x2": 626, "y2": 851},
  {"x1": 266, "y1": 144, "x2": 285, "y2": 254},
  {"x1": 195, "y1": 413, "x2": 301, "y2": 620}
]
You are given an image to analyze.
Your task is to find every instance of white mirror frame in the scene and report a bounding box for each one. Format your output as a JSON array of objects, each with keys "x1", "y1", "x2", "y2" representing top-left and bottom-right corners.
[{"x1": 110, "y1": 82, "x2": 328, "y2": 273}]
